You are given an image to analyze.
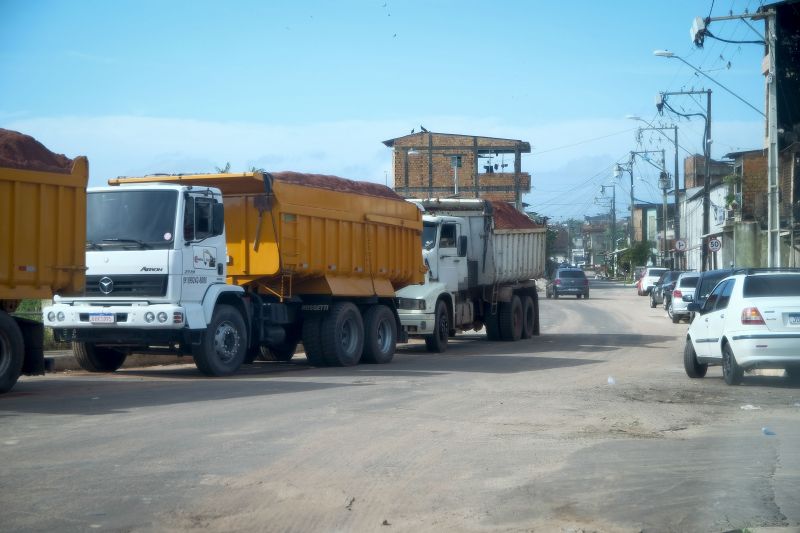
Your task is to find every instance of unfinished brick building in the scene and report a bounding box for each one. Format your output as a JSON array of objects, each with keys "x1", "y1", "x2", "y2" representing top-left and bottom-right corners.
[{"x1": 382, "y1": 131, "x2": 531, "y2": 209}]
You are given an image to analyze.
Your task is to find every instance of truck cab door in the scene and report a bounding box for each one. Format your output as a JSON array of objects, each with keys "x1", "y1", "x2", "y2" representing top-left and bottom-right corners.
[
  {"x1": 436, "y1": 223, "x2": 468, "y2": 293},
  {"x1": 180, "y1": 193, "x2": 227, "y2": 304}
]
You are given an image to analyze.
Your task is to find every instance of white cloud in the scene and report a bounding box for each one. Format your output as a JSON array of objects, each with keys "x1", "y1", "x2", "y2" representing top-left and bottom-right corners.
[{"x1": 4, "y1": 114, "x2": 763, "y2": 220}]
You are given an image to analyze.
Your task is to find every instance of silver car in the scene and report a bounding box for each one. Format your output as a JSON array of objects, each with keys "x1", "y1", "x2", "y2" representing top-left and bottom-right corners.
[{"x1": 668, "y1": 272, "x2": 699, "y2": 323}]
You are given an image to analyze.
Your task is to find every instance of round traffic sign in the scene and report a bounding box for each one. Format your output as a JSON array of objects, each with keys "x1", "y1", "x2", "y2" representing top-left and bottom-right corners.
[
  {"x1": 708, "y1": 237, "x2": 722, "y2": 252},
  {"x1": 675, "y1": 239, "x2": 687, "y2": 252}
]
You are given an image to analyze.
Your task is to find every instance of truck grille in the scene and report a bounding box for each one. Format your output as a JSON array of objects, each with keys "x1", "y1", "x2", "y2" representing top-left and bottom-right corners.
[{"x1": 85, "y1": 275, "x2": 168, "y2": 297}]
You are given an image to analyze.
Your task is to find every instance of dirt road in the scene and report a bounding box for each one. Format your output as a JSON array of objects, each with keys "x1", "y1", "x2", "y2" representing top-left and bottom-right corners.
[{"x1": 2, "y1": 281, "x2": 799, "y2": 532}]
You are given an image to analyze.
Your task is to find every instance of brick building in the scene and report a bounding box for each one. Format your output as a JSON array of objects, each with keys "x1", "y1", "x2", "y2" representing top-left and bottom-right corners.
[
  {"x1": 724, "y1": 149, "x2": 767, "y2": 224},
  {"x1": 382, "y1": 131, "x2": 531, "y2": 209},
  {"x1": 683, "y1": 154, "x2": 733, "y2": 189}
]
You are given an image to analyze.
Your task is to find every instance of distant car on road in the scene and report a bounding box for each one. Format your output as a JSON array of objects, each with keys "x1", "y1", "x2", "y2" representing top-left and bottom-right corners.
[
  {"x1": 650, "y1": 270, "x2": 683, "y2": 308},
  {"x1": 684, "y1": 270, "x2": 800, "y2": 384},
  {"x1": 637, "y1": 267, "x2": 668, "y2": 296},
  {"x1": 546, "y1": 268, "x2": 589, "y2": 299},
  {"x1": 668, "y1": 272, "x2": 699, "y2": 323}
]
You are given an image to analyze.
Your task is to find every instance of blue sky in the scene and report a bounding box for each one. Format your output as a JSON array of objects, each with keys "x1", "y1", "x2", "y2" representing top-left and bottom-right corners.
[{"x1": 1, "y1": 0, "x2": 769, "y2": 221}]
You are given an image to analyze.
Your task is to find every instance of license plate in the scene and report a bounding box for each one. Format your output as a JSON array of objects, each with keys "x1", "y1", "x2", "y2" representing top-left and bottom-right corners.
[
  {"x1": 89, "y1": 313, "x2": 115, "y2": 324},
  {"x1": 789, "y1": 314, "x2": 800, "y2": 325}
]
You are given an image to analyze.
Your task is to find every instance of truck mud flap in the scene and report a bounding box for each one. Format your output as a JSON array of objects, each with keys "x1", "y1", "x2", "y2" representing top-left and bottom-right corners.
[{"x1": 16, "y1": 317, "x2": 45, "y2": 375}]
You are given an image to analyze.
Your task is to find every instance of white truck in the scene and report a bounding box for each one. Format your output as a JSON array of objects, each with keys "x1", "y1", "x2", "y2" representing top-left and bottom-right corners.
[{"x1": 396, "y1": 199, "x2": 546, "y2": 352}]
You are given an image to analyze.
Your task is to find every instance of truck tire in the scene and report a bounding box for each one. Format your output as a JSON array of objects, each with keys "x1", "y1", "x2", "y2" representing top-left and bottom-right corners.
[
  {"x1": 301, "y1": 315, "x2": 326, "y2": 366},
  {"x1": 258, "y1": 341, "x2": 298, "y2": 362},
  {"x1": 683, "y1": 339, "x2": 707, "y2": 378},
  {"x1": 72, "y1": 342, "x2": 127, "y2": 373},
  {"x1": 361, "y1": 305, "x2": 396, "y2": 364},
  {"x1": 484, "y1": 303, "x2": 501, "y2": 341},
  {"x1": 322, "y1": 302, "x2": 364, "y2": 366},
  {"x1": 424, "y1": 300, "x2": 449, "y2": 353},
  {"x1": 192, "y1": 304, "x2": 247, "y2": 377},
  {"x1": 0, "y1": 312, "x2": 24, "y2": 394},
  {"x1": 521, "y1": 295, "x2": 535, "y2": 339},
  {"x1": 498, "y1": 295, "x2": 523, "y2": 341}
]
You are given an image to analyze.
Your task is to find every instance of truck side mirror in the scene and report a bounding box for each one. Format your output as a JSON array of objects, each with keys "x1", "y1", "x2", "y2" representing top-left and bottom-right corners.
[
  {"x1": 212, "y1": 203, "x2": 225, "y2": 235},
  {"x1": 458, "y1": 235, "x2": 467, "y2": 257}
]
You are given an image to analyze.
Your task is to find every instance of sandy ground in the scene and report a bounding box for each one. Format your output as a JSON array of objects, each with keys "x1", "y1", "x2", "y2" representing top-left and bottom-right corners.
[{"x1": 2, "y1": 280, "x2": 799, "y2": 532}]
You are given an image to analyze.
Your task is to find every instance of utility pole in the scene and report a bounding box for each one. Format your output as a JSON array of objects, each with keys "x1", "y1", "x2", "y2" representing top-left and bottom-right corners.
[
  {"x1": 657, "y1": 89, "x2": 712, "y2": 271},
  {"x1": 599, "y1": 184, "x2": 616, "y2": 275},
  {"x1": 633, "y1": 123, "x2": 681, "y2": 245},
  {"x1": 689, "y1": 8, "x2": 779, "y2": 266}
]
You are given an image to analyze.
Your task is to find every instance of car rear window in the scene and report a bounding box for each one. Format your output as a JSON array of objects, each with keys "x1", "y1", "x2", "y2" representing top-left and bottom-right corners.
[
  {"x1": 743, "y1": 275, "x2": 800, "y2": 297},
  {"x1": 558, "y1": 271, "x2": 585, "y2": 279},
  {"x1": 678, "y1": 276, "x2": 699, "y2": 288}
]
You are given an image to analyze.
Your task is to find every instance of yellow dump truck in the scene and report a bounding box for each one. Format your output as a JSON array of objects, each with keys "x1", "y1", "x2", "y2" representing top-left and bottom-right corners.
[
  {"x1": 45, "y1": 171, "x2": 424, "y2": 376},
  {"x1": 0, "y1": 156, "x2": 88, "y2": 393}
]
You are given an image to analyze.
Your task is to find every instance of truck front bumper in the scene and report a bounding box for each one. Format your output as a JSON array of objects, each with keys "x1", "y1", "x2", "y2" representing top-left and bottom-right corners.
[
  {"x1": 398, "y1": 311, "x2": 437, "y2": 335},
  {"x1": 43, "y1": 302, "x2": 198, "y2": 345}
]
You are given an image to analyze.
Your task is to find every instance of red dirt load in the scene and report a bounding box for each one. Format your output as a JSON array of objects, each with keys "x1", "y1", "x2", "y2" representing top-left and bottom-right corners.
[
  {"x1": 489, "y1": 200, "x2": 540, "y2": 230},
  {"x1": 271, "y1": 171, "x2": 404, "y2": 201},
  {"x1": 0, "y1": 128, "x2": 74, "y2": 174}
]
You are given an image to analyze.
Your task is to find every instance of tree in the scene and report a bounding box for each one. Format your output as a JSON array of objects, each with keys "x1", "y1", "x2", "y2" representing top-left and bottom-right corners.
[{"x1": 621, "y1": 241, "x2": 654, "y2": 277}]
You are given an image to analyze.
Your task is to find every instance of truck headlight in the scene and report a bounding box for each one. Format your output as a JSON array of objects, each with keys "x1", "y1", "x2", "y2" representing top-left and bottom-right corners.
[
  {"x1": 398, "y1": 298, "x2": 426, "y2": 310},
  {"x1": 157, "y1": 312, "x2": 168, "y2": 323},
  {"x1": 144, "y1": 312, "x2": 155, "y2": 323},
  {"x1": 47, "y1": 311, "x2": 56, "y2": 322},
  {"x1": 56, "y1": 312, "x2": 65, "y2": 322}
]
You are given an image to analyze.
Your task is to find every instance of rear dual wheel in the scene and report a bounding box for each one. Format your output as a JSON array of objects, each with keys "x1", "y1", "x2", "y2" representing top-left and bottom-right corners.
[{"x1": 499, "y1": 295, "x2": 523, "y2": 341}]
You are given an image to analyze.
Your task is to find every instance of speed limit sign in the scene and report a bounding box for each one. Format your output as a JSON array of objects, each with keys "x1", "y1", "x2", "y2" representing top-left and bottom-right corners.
[
  {"x1": 708, "y1": 237, "x2": 722, "y2": 252},
  {"x1": 675, "y1": 239, "x2": 687, "y2": 252}
]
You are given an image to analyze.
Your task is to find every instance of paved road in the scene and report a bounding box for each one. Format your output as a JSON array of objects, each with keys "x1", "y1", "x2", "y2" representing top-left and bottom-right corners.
[{"x1": 2, "y1": 281, "x2": 799, "y2": 532}]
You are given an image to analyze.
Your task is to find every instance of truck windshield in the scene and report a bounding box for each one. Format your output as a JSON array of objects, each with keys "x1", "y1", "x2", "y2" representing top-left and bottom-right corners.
[
  {"x1": 87, "y1": 190, "x2": 178, "y2": 250},
  {"x1": 422, "y1": 222, "x2": 438, "y2": 251}
]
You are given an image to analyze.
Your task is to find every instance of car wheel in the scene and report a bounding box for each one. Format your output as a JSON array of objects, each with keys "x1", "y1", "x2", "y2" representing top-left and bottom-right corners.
[
  {"x1": 584, "y1": 291, "x2": 589, "y2": 299},
  {"x1": 649, "y1": 294, "x2": 657, "y2": 308},
  {"x1": 553, "y1": 290, "x2": 559, "y2": 299},
  {"x1": 576, "y1": 294, "x2": 581, "y2": 299},
  {"x1": 668, "y1": 302, "x2": 680, "y2": 323},
  {"x1": 722, "y1": 343, "x2": 743, "y2": 385},
  {"x1": 683, "y1": 339, "x2": 707, "y2": 378}
]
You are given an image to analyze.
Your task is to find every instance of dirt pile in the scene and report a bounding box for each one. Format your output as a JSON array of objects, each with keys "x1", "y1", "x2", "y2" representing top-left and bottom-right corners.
[
  {"x1": 271, "y1": 171, "x2": 404, "y2": 201},
  {"x1": 489, "y1": 200, "x2": 541, "y2": 229},
  {"x1": 0, "y1": 128, "x2": 74, "y2": 174}
]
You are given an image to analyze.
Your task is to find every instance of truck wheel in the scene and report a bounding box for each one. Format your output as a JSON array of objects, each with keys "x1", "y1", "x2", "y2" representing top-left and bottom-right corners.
[
  {"x1": 521, "y1": 295, "x2": 535, "y2": 339},
  {"x1": 484, "y1": 303, "x2": 501, "y2": 341},
  {"x1": 0, "y1": 312, "x2": 24, "y2": 393},
  {"x1": 683, "y1": 339, "x2": 707, "y2": 378},
  {"x1": 361, "y1": 305, "x2": 396, "y2": 364},
  {"x1": 259, "y1": 341, "x2": 298, "y2": 362},
  {"x1": 301, "y1": 315, "x2": 326, "y2": 366},
  {"x1": 72, "y1": 342, "x2": 127, "y2": 373},
  {"x1": 322, "y1": 302, "x2": 364, "y2": 366},
  {"x1": 498, "y1": 295, "x2": 523, "y2": 341},
  {"x1": 424, "y1": 300, "x2": 449, "y2": 353},
  {"x1": 192, "y1": 304, "x2": 247, "y2": 377}
]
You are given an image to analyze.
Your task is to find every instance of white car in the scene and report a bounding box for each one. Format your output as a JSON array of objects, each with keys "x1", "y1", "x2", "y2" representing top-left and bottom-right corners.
[
  {"x1": 667, "y1": 272, "x2": 699, "y2": 323},
  {"x1": 684, "y1": 271, "x2": 800, "y2": 385},
  {"x1": 637, "y1": 266, "x2": 668, "y2": 296}
]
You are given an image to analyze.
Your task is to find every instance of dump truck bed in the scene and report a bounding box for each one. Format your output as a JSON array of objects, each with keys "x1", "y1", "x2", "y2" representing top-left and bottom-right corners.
[
  {"x1": 0, "y1": 158, "x2": 89, "y2": 300},
  {"x1": 110, "y1": 172, "x2": 425, "y2": 298}
]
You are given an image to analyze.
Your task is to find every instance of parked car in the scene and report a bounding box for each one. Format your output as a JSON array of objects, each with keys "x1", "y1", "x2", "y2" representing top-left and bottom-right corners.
[
  {"x1": 636, "y1": 267, "x2": 668, "y2": 296},
  {"x1": 650, "y1": 270, "x2": 683, "y2": 308},
  {"x1": 684, "y1": 268, "x2": 736, "y2": 321},
  {"x1": 668, "y1": 272, "x2": 699, "y2": 323},
  {"x1": 684, "y1": 270, "x2": 800, "y2": 384},
  {"x1": 546, "y1": 268, "x2": 589, "y2": 299}
]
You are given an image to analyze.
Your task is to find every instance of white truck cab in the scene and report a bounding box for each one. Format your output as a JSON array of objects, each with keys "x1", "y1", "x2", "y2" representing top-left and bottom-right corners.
[{"x1": 44, "y1": 183, "x2": 245, "y2": 374}]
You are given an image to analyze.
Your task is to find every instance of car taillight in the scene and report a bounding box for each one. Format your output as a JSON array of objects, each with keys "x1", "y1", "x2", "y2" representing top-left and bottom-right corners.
[
  {"x1": 741, "y1": 307, "x2": 765, "y2": 325},
  {"x1": 673, "y1": 289, "x2": 682, "y2": 298},
  {"x1": 554, "y1": 279, "x2": 561, "y2": 285}
]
